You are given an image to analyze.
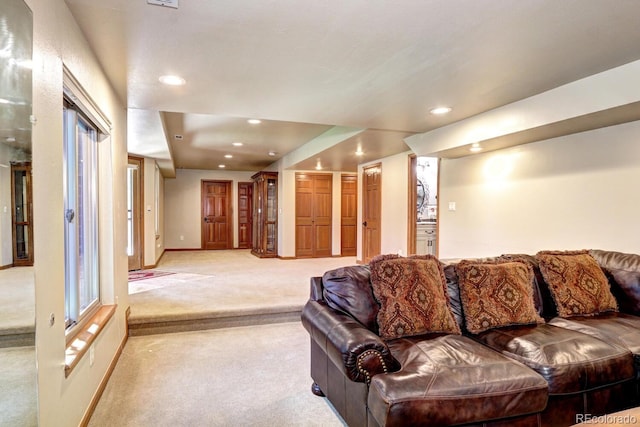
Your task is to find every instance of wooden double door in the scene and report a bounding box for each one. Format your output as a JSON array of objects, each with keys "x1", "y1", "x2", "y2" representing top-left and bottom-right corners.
[{"x1": 295, "y1": 173, "x2": 332, "y2": 258}]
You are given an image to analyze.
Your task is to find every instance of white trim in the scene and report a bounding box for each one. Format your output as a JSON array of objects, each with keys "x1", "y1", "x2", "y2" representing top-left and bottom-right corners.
[{"x1": 62, "y1": 65, "x2": 112, "y2": 136}]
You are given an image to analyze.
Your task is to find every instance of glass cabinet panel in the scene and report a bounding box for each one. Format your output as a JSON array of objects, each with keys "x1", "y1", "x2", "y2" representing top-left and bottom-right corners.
[
  {"x1": 11, "y1": 163, "x2": 33, "y2": 265},
  {"x1": 251, "y1": 171, "x2": 278, "y2": 258}
]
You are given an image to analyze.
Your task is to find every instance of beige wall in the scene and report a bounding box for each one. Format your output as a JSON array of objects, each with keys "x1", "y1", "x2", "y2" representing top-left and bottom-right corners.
[
  {"x1": 164, "y1": 169, "x2": 254, "y2": 249},
  {"x1": 29, "y1": 0, "x2": 129, "y2": 425},
  {"x1": 437, "y1": 120, "x2": 640, "y2": 259}
]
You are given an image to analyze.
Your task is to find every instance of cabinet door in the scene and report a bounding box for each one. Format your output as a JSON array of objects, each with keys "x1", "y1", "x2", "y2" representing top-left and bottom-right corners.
[
  {"x1": 265, "y1": 176, "x2": 277, "y2": 254},
  {"x1": 251, "y1": 172, "x2": 278, "y2": 257}
]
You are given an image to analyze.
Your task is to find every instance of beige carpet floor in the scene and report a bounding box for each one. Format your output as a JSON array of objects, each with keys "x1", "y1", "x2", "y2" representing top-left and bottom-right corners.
[
  {"x1": 128, "y1": 250, "x2": 356, "y2": 333},
  {"x1": 0, "y1": 345, "x2": 37, "y2": 427},
  {"x1": 0, "y1": 266, "x2": 35, "y2": 336},
  {"x1": 87, "y1": 250, "x2": 355, "y2": 425},
  {"x1": 88, "y1": 322, "x2": 345, "y2": 427}
]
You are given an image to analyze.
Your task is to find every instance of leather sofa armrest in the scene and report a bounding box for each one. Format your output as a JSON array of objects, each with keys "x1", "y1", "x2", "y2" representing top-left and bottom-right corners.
[
  {"x1": 301, "y1": 299, "x2": 396, "y2": 384},
  {"x1": 310, "y1": 276, "x2": 323, "y2": 301}
]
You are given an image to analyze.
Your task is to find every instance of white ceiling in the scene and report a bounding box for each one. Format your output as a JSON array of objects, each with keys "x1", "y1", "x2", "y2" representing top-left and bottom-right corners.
[{"x1": 65, "y1": 0, "x2": 640, "y2": 176}]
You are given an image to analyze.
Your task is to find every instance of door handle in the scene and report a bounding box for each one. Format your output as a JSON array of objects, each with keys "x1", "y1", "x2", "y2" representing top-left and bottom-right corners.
[{"x1": 362, "y1": 221, "x2": 368, "y2": 227}]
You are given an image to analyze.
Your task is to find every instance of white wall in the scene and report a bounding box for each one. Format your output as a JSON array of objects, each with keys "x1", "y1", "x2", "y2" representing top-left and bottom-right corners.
[
  {"x1": 156, "y1": 166, "x2": 165, "y2": 262},
  {"x1": 0, "y1": 166, "x2": 12, "y2": 266},
  {"x1": 164, "y1": 169, "x2": 254, "y2": 249},
  {"x1": 29, "y1": 0, "x2": 129, "y2": 425},
  {"x1": 143, "y1": 158, "x2": 165, "y2": 267},
  {"x1": 438, "y1": 120, "x2": 640, "y2": 259}
]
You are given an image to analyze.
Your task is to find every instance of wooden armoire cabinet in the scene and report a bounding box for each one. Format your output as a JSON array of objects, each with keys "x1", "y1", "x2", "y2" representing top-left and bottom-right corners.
[{"x1": 251, "y1": 171, "x2": 278, "y2": 258}]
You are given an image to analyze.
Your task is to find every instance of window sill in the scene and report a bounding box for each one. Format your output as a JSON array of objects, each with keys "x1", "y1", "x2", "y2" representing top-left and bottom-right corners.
[{"x1": 65, "y1": 304, "x2": 116, "y2": 378}]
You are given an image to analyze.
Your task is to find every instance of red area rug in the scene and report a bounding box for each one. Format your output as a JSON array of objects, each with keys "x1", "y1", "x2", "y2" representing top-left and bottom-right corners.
[{"x1": 128, "y1": 270, "x2": 175, "y2": 282}]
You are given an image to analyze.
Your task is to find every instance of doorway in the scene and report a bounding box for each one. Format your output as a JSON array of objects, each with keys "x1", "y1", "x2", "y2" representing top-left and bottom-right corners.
[
  {"x1": 408, "y1": 155, "x2": 439, "y2": 256},
  {"x1": 340, "y1": 173, "x2": 357, "y2": 256},
  {"x1": 127, "y1": 157, "x2": 143, "y2": 271},
  {"x1": 362, "y1": 163, "x2": 381, "y2": 263},
  {"x1": 295, "y1": 173, "x2": 332, "y2": 258},
  {"x1": 237, "y1": 182, "x2": 253, "y2": 249},
  {"x1": 201, "y1": 180, "x2": 232, "y2": 250}
]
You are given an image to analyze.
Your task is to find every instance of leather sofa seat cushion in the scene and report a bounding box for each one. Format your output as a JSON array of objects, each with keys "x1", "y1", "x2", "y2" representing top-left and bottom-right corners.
[
  {"x1": 476, "y1": 324, "x2": 634, "y2": 394},
  {"x1": 322, "y1": 265, "x2": 379, "y2": 332},
  {"x1": 590, "y1": 249, "x2": 640, "y2": 315},
  {"x1": 367, "y1": 335, "x2": 548, "y2": 427},
  {"x1": 549, "y1": 312, "x2": 640, "y2": 370}
]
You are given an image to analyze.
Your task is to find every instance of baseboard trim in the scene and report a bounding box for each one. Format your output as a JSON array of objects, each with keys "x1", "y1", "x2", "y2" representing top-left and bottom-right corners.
[
  {"x1": 278, "y1": 254, "x2": 355, "y2": 260},
  {"x1": 79, "y1": 329, "x2": 128, "y2": 427},
  {"x1": 0, "y1": 263, "x2": 13, "y2": 270},
  {"x1": 165, "y1": 248, "x2": 205, "y2": 252}
]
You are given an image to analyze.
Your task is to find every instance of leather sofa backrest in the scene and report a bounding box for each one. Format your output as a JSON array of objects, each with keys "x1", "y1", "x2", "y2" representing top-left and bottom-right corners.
[
  {"x1": 590, "y1": 249, "x2": 640, "y2": 315},
  {"x1": 321, "y1": 265, "x2": 379, "y2": 333},
  {"x1": 313, "y1": 250, "x2": 640, "y2": 337}
]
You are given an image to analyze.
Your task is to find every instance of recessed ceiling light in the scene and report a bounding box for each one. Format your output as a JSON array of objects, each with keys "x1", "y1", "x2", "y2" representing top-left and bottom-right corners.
[
  {"x1": 218, "y1": 164, "x2": 226, "y2": 168},
  {"x1": 430, "y1": 106, "x2": 452, "y2": 115},
  {"x1": 159, "y1": 75, "x2": 186, "y2": 86},
  {"x1": 268, "y1": 151, "x2": 276, "y2": 157},
  {"x1": 232, "y1": 142, "x2": 243, "y2": 146},
  {"x1": 247, "y1": 119, "x2": 261, "y2": 124},
  {"x1": 469, "y1": 143, "x2": 483, "y2": 153},
  {"x1": 224, "y1": 154, "x2": 233, "y2": 159}
]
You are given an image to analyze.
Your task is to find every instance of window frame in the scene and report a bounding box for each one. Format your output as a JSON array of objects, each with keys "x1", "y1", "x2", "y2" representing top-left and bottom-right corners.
[{"x1": 63, "y1": 97, "x2": 102, "y2": 332}]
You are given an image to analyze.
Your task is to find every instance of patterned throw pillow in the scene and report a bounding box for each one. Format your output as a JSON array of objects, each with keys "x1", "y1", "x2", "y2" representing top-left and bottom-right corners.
[
  {"x1": 456, "y1": 260, "x2": 544, "y2": 334},
  {"x1": 369, "y1": 254, "x2": 461, "y2": 340},
  {"x1": 536, "y1": 250, "x2": 618, "y2": 317}
]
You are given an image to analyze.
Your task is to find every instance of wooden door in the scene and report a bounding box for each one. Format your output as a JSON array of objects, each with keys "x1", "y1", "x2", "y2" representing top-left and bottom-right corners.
[
  {"x1": 362, "y1": 164, "x2": 381, "y2": 263},
  {"x1": 341, "y1": 174, "x2": 357, "y2": 256},
  {"x1": 237, "y1": 182, "x2": 253, "y2": 249},
  {"x1": 127, "y1": 157, "x2": 143, "y2": 271},
  {"x1": 295, "y1": 173, "x2": 332, "y2": 258},
  {"x1": 201, "y1": 180, "x2": 232, "y2": 250}
]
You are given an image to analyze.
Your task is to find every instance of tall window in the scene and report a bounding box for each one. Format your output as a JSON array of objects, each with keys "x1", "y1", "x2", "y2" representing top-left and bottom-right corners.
[{"x1": 64, "y1": 98, "x2": 100, "y2": 329}]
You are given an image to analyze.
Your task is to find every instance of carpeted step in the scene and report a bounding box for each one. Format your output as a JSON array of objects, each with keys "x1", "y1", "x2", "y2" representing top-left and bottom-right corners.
[
  {"x1": 0, "y1": 326, "x2": 35, "y2": 348},
  {"x1": 128, "y1": 305, "x2": 303, "y2": 336}
]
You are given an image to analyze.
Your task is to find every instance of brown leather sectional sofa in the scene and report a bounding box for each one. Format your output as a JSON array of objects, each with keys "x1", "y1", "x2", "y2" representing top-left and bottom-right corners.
[{"x1": 301, "y1": 249, "x2": 640, "y2": 427}]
